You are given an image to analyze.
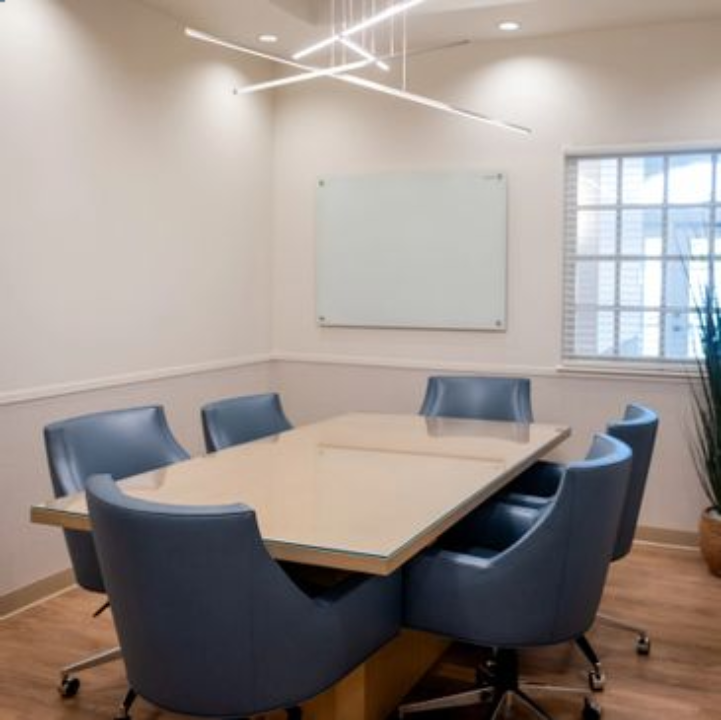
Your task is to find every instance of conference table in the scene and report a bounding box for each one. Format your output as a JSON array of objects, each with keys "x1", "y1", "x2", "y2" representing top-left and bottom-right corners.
[{"x1": 31, "y1": 412, "x2": 570, "y2": 719}]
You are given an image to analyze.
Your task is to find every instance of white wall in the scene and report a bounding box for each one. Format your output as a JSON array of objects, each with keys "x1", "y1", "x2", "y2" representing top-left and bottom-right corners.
[
  {"x1": 0, "y1": 0, "x2": 273, "y2": 397},
  {"x1": 271, "y1": 20, "x2": 721, "y2": 533},
  {"x1": 0, "y1": 0, "x2": 275, "y2": 598}
]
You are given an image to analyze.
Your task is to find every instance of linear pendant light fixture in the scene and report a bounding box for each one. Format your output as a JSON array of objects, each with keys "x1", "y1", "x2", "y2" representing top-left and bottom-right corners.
[{"x1": 184, "y1": 0, "x2": 531, "y2": 136}]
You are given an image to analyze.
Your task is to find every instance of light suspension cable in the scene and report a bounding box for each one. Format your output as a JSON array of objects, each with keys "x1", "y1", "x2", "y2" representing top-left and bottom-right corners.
[
  {"x1": 339, "y1": 37, "x2": 390, "y2": 71},
  {"x1": 292, "y1": 0, "x2": 427, "y2": 60}
]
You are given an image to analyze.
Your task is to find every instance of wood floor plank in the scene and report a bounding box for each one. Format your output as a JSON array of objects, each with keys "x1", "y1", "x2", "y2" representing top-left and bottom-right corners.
[{"x1": 1, "y1": 544, "x2": 719, "y2": 719}]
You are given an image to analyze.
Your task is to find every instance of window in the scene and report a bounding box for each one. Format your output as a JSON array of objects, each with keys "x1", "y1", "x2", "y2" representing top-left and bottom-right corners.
[{"x1": 563, "y1": 150, "x2": 721, "y2": 365}]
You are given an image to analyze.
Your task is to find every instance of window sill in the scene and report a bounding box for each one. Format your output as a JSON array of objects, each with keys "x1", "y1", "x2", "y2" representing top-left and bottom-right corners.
[{"x1": 557, "y1": 360, "x2": 695, "y2": 382}]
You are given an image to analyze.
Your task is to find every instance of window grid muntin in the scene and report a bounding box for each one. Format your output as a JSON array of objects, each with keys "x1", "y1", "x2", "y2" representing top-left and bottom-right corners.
[
  {"x1": 612, "y1": 159, "x2": 622, "y2": 356},
  {"x1": 658, "y1": 155, "x2": 670, "y2": 358}
]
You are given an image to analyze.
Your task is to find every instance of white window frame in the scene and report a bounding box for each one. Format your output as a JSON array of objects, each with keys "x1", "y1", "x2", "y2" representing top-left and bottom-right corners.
[{"x1": 562, "y1": 144, "x2": 721, "y2": 372}]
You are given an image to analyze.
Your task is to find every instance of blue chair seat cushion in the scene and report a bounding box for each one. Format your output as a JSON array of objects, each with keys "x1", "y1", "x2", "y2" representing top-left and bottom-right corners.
[
  {"x1": 465, "y1": 546, "x2": 498, "y2": 560},
  {"x1": 441, "y1": 501, "x2": 545, "y2": 554},
  {"x1": 497, "y1": 461, "x2": 563, "y2": 508}
]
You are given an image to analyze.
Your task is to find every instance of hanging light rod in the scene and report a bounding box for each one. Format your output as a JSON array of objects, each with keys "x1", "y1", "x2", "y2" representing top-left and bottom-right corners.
[
  {"x1": 292, "y1": 0, "x2": 427, "y2": 60},
  {"x1": 338, "y1": 75, "x2": 531, "y2": 135},
  {"x1": 234, "y1": 58, "x2": 374, "y2": 95},
  {"x1": 185, "y1": 27, "x2": 301, "y2": 69},
  {"x1": 185, "y1": 28, "x2": 531, "y2": 135}
]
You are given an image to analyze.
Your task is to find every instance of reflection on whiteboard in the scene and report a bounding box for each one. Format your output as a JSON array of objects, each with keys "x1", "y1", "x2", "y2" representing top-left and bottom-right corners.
[{"x1": 316, "y1": 172, "x2": 507, "y2": 330}]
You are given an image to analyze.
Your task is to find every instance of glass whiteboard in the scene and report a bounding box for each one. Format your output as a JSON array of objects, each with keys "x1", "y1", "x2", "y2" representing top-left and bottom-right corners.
[{"x1": 316, "y1": 171, "x2": 507, "y2": 330}]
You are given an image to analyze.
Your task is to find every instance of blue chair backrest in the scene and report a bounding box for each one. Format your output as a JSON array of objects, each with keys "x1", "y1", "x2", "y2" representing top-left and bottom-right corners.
[
  {"x1": 403, "y1": 434, "x2": 632, "y2": 648},
  {"x1": 493, "y1": 435, "x2": 632, "y2": 643},
  {"x1": 86, "y1": 476, "x2": 399, "y2": 717},
  {"x1": 606, "y1": 404, "x2": 659, "y2": 560},
  {"x1": 201, "y1": 393, "x2": 292, "y2": 453},
  {"x1": 419, "y1": 376, "x2": 533, "y2": 423},
  {"x1": 44, "y1": 406, "x2": 189, "y2": 592},
  {"x1": 547, "y1": 434, "x2": 632, "y2": 639}
]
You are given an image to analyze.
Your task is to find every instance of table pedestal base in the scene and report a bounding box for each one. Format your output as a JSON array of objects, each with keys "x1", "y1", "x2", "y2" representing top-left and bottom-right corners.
[{"x1": 269, "y1": 630, "x2": 448, "y2": 720}]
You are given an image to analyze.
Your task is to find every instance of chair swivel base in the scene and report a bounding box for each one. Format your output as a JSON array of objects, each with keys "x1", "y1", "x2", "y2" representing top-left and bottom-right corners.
[
  {"x1": 58, "y1": 602, "x2": 121, "y2": 699},
  {"x1": 58, "y1": 645, "x2": 123, "y2": 698},
  {"x1": 597, "y1": 612, "x2": 651, "y2": 655},
  {"x1": 398, "y1": 649, "x2": 601, "y2": 720},
  {"x1": 575, "y1": 634, "x2": 606, "y2": 691}
]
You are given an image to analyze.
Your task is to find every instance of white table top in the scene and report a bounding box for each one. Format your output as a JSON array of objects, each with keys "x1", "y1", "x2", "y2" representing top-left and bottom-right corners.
[{"x1": 31, "y1": 413, "x2": 570, "y2": 575}]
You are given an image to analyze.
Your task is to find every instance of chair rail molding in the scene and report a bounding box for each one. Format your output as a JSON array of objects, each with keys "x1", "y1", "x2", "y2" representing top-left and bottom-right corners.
[
  {"x1": 0, "y1": 354, "x2": 272, "y2": 407},
  {"x1": 270, "y1": 351, "x2": 689, "y2": 385}
]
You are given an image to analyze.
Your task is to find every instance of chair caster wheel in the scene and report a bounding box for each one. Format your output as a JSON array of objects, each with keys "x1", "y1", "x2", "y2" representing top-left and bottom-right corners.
[
  {"x1": 582, "y1": 696, "x2": 602, "y2": 720},
  {"x1": 114, "y1": 706, "x2": 132, "y2": 720},
  {"x1": 476, "y1": 666, "x2": 494, "y2": 686},
  {"x1": 588, "y1": 669, "x2": 606, "y2": 692},
  {"x1": 636, "y1": 635, "x2": 651, "y2": 655},
  {"x1": 58, "y1": 676, "x2": 80, "y2": 698}
]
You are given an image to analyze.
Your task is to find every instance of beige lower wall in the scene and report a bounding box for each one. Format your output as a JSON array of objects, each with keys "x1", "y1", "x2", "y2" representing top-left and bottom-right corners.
[
  {"x1": 0, "y1": 361, "x2": 271, "y2": 598},
  {"x1": 271, "y1": 357, "x2": 705, "y2": 535}
]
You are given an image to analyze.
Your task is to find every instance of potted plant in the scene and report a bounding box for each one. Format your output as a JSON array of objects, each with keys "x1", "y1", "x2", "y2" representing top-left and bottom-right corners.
[{"x1": 692, "y1": 288, "x2": 721, "y2": 575}]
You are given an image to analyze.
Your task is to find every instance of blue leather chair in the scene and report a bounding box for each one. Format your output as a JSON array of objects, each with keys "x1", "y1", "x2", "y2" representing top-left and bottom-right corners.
[
  {"x1": 44, "y1": 406, "x2": 190, "y2": 697},
  {"x1": 86, "y1": 475, "x2": 401, "y2": 720},
  {"x1": 399, "y1": 434, "x2": 632, "y2": 720},
  {"x1": 501, "y1": 404, "x2": 659, "y2": 673},
  {"x1": 419, "y1": 375, "x2": 533, "y2": 423},
  {"x1": 201, "y1": 392, "x2": 292, "y2": 453}
]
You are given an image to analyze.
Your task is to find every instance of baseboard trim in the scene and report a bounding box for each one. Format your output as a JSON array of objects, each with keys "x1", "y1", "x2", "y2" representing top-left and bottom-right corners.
[
  {"x1": 636, "y1": 525, "x2": 698, "y2": 549},
  {"x1": 0, "y1": 569, "x2": 75, "y2": 619},
  {"x1": 0, "y1": 354, "x2": 271, "y2": 407}
]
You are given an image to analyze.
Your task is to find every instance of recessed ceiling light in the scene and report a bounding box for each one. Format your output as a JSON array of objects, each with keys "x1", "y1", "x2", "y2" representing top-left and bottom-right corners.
[
  {"x1": 498, "y1": 21, "x2": 521, "y2": 32},
  {"x1": 258, "y1": 34, "x2": 279, "y2": 44}
]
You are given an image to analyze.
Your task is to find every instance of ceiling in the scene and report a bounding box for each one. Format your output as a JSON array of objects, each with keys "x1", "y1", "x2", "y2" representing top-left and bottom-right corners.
[{"x1": 142, "y1": 0, "x2": 721, "y2": 58}]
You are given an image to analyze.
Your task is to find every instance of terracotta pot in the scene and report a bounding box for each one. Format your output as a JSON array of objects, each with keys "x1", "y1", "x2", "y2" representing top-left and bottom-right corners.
[{"x1": 699, "y1": 509, "x2": 721, "y2": 577}]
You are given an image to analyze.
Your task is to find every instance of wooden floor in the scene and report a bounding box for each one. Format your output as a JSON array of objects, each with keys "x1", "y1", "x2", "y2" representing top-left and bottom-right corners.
[{"x1": 1, "y1": 543, "x2": 720, "y2": 720}]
